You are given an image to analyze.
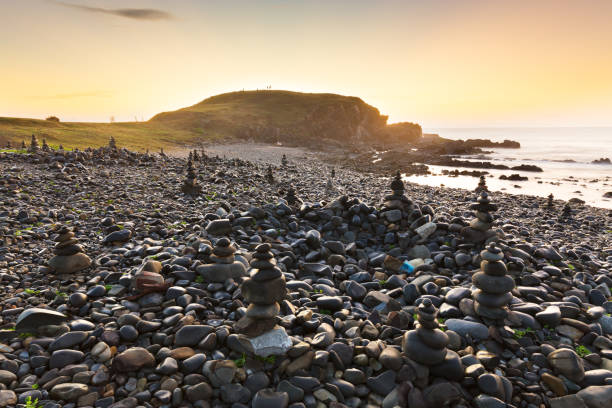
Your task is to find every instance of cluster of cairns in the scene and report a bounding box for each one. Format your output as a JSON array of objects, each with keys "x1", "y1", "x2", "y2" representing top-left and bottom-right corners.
[
  {"x1": 472, "y1": 244, "x2": 515, "y2": 326},
  {"x1": 235, "y1": 243, "x2": 287, "y2": 340},
  {"x1": 47, "y1": 225, "x2": 92, "y2": 274},
  {"x1": 181, "y1": 155, "x2": 202, "y2": 195},
  {"x1": 461, "y1": 191, "x2": 498, "y2": 244},
  {"x1": 402, "y1": 298, "x2": 463, "y2": 380},
  {"x1": 197, "y1": 237, "x2": 247, "y2": 282}
]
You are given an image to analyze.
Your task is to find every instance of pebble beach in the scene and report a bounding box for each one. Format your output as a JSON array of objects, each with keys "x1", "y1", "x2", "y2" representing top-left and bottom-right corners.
[{"x1": 0, "y1": 139, "x2": 611, "y2": 408}]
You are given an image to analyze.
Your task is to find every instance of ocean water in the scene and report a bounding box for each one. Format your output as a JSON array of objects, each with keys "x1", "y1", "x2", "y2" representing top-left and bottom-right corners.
[{"x1": 404, "y1": 127, "x2": 612, "y2": 209}]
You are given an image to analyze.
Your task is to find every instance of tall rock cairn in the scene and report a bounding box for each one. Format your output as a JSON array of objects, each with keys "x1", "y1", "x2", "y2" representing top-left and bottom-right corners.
[
  {"x1": 42, "y1": 138, "x2": 50, "y2": 152},
  {"x1": 235, "y1": 243, "x2": 286, "y2": 337},
  {"x1": 108, "y1": 136, "x2": 117, "y2": 150},
  {"x1": 472, "y1": 244, "x2": 514, "y2": 325},
  {"x1": 266, "y1": 165, "x2": 274, "y2": 183},
  {"x1": 181, "y1": 156, "x2": 202, "y2": 195},
  {"x1": 461, "y1": 191, "x2": 498, "y2": 245},
  {"x1": 29, "y1": 135, "x2": 39, "y2": 153}
]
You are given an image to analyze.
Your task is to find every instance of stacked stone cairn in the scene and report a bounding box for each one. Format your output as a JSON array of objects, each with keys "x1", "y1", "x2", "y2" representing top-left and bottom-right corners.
[
  {"x1": 285, "y1": 187, "x2": 300, "y2": 206},
  {"x1": 266, "y1": 165, "x2": 274, "y2": 183},
  {"x1": 331, "y1": 167, "x2": 335, "y2": 179},
  {"x1": 281, "y1": 154, "x2": 288, "y2": 167},
  {"x1": 5, "y1": 141, "x2": 10, "y2": 149},
  {"x1": 402, "y1": 298, "x2": 463, "y2": 380},
  {"x1": 461, "y1": 191, "x2": 498, "y2": 245},
  {"x1": 475, "y1": 175, "x2": 488, "y2": 192},
  {"x1": 562, "y1": 202, "x2": 572, "y2": 217},
  {"x1": 29, "y1": 134, "x2": 39, "y2": 153},
  {"x1": 193, "y1": 149, "x2": 200, "y2": 161},
  {"x1": 181, "y1": 156, "x2": 202, "y2": 195},
  {"x1": 381, "y1": 171, "x2": 413, "y2": 223},
  {"x1": 235, "y1": 243, "x2": 286, "y2": 338},
  {"x1": 48, "y1": 225, "x2": 92, "y2": 274},
  {"x1": 197, "y1": 237, "x2": 247, "y2": 282},
  {"x1": 42, "y1": 138, "x2": 50, "y2": 152},
  {"x1": 472, "y1": 244, "x2": 515, "y2": 325},
  {"x1": 108, "y1": 136, "x2": 117, "y2": 150},
  {"x1": 547, "y1": 193, "x2": 554, "y2": 210},
  {"x1": 21, "y1": 140, "x2": 26, "y2": 149}
]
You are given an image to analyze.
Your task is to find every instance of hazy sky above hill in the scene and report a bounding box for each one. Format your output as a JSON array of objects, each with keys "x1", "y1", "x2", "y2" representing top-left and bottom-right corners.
[{"x1": 2, "y1": 0, "x2": 612, "y2": 127}]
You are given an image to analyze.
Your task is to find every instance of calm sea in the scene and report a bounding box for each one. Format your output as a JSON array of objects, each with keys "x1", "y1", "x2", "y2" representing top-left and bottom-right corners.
[{"x1": 404, "y1": 127, "x2": 612, "y2": 209}]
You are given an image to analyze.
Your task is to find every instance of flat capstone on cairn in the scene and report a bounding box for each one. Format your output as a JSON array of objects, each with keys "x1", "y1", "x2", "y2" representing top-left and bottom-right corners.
[
  {"x1": 234, "y1": 243, "x2": 291, "y2": 356},
  {"x1": 461, "y1": 191, "x2": 498, "y2": 245},
  {"x1": 402, "y1": 298, "x2": 464, "y2": 380},
  {"x1": 181, "y1": 155, "x2": 202, "y2": 195},
  {"x1": 196, "y1": 237, "x2": 247, "y2": 282},
  {"x1": 472, "y1": 244, "x2": 515, "y2": 329},
  {"x1": 47, "y1": 225, "x2": 92, "y2": 275}
]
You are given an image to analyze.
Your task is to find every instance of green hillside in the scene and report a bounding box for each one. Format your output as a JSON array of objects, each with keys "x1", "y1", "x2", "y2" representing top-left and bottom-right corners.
[{"x1": 0, "y1": 90, "x2": 421, "y2": 150}]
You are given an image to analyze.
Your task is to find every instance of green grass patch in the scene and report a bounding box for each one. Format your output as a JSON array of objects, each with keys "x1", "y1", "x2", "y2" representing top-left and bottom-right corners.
[{"x1": 575, "y1": 345, "x2": 591, "y2": 357}]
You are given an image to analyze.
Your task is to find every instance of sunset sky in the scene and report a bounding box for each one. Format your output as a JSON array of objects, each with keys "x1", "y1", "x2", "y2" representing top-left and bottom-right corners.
[{"x1": 1, "y1": 0, "x2": 612, "y2": 127}]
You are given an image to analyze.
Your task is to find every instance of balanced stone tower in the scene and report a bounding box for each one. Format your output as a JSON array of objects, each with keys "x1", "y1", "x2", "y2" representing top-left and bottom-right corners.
[
  {"x1": 235, "y1": 243, "x2": 290, "y2": 355},
  {"x1": 21, "y1": 140, "x2": 26, "y2": 149},
  {"x1": 197, "y1": 238, "x2": 247, "y2": 282},
  {"x1": 547, "y1": 193, "x2": 554, "y2": 210},
  {"x1": 382, "y1": 171, "x2": 413, "y2": 213},
  {"x1": 475, "y1": 175, "x2": 488, "y2": 192},
  {"x1": 29, "y1": 135, "x2": 39, "y2": 153},
  {"x1": 266, "y1": 165, "x2": 274, "y2": 183},
  {"x1": 402, "y1": 298, "x2": 463, "y2": 380},
  {"x1": 48, "y1": 226, "x2": 92, "y2": 274},
  {"x1": 461, "y1": 191, "x2": 497, "y2": 245},
  {"x1": 281, "y1": 154, "x2": 288, "y2": 167},
  {"x1": 42, "y1": 138, "x2": 50, "y2": 152},
  {"x1": 108, "y1": 136, "x2": 117, "y2": 150},
  {"x1": 285, "y1": 187, "x2": 300, "y2": 206},
  {"x1": 472, "y1": 244, "x2": 514, "y2": 325},
  {"x1": 562, "y1": 202, "x2": 572, "y2": 217},
  {"x1": 181, "y1": 157, "x2": 202, "y2": 195}
]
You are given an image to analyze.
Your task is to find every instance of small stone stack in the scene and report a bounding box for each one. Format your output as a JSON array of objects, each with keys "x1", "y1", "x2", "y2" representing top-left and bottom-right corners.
[
  {"x1": 562, "y1": 202, "x2": 572, "y2": 217},
  {"x1": 461, "y1": 191, "x2": 498, "y2": 244},
  {"x1": 475, "y1": 175, "x2": 488, "y2": 192},
  {"x1": 285, "y1": 187, "x2": 300, "y2": 206},
  {"x1": 108, "y1": 136, "x2": 117, "y2": 150},
  {"x1": 29, "y1": 134, "x2": 39, "y2": 153},
  {"x1": 235, "y1": 243, "x2": 286, "y2": 337},
  {"x1": 5, "y1": 141, "x2": 10, "y2": 148},
  {"x1": 197, "y1": 238, "x2": 247, "y2": 282},
  {"x1": 48, "y1": 226, "x2": 92, "y2": 274},
  {"x1": 160, "y1": 147, "x2": 166, "y2": 157},
  {"x1": 402, "y1": 298, "x2": 463, "y2": 380},
  {"x1": 42, "y1": 138, "x2": 50, "y2": 152},
  {"x1": 281, "y1": 154, "x2": 288, "y2": 167},
  {"x1": 472, "y1": 244, "x2": 514, "y2": 325},
  {"x1": 331, "y1": 167, "x2": 335, "y2": 179},
  {"x1": 181, "y1": 157, "x2": 202, "y2": 195},
  {"x1": 193, "y1": 149, "x2": 200, "y2": 162},
  {"x1": 21, "y1": 140, "x2": 26, "y2": 149},
  {"x1": 547, "y1": 193, "x2": 554, "y2": 210},
  {"x1": 266, "y1": 165, "x2": 274, "y2": 183},
  {"x1": 382, "y1": 171, "x2": 413, "y2": 212}
]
